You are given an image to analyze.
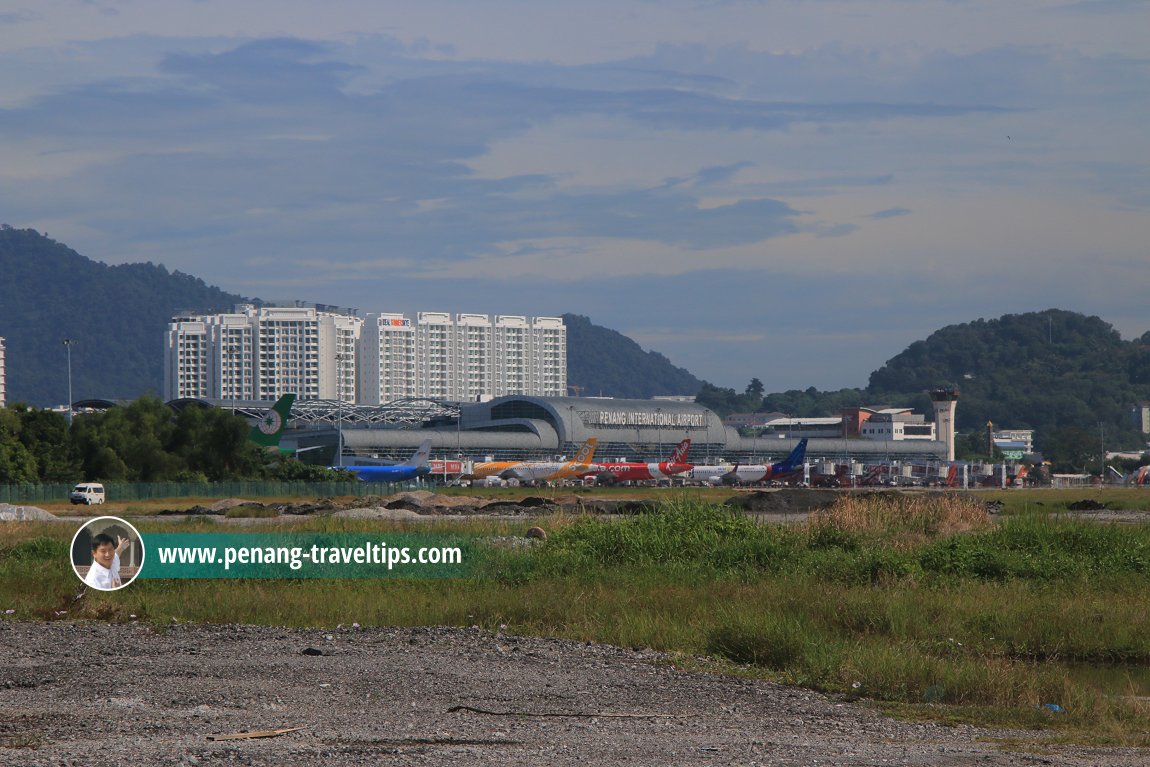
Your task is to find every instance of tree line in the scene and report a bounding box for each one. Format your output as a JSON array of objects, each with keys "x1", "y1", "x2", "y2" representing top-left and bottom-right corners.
[{"x1": 0, "y1": 397, "x2": 333, "y2": 484}]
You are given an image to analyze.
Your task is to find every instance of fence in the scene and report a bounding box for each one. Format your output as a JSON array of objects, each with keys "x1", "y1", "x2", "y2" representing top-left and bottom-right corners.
[{"x1": 0, "y1": 480, "x2": 419, "y2": 504}]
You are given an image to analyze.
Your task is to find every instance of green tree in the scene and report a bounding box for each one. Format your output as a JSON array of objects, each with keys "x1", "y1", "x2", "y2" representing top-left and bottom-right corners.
[
  {"x1": 956, "y1": 430, "x2": 1002, "y2": 462},
  {"x1": 71, "y1": 396, "x2": 183, "y2": 481},
  {"x1": 696, "y1": 382, "x2": 741, "y2": 416},
  {"x1": 170, "y1": 405, "x2": 266, "y2": 480},
  {"x1": 0, "y1": 408, "x2": 39, "y2": 483},
  {"x1": 265, "y1": 455, "x2": 345, "y2": 481},
  {"x1": 1043, "y1": 426, "x2": 1098, "y2": 473},
  {"x1": 11, "y1": 404, "x2": 79, "y2": 481}
]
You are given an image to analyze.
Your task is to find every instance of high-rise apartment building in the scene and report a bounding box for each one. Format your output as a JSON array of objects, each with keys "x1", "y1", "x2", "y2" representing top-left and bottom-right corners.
[
  {"x1": 165, "y1": 319, "x2": 211, "y2": 400},
  {"x1": 415, "y1": 312, "x2": 455, "y2": 401},
  {"x1": 373, "y1": 312, "x2": 566, "y2": 401},
  {"x1": 165, "y1": 305, "x2": 362, "y2": 402},
  {"x1": 167, "y1": 307, "x2": 564, "y2": 404},
  {"x1": 0, "y1": 336, "x2": 6, "y2": 407},
  {"x1": 494, "y1": 315, "x2": 530, "y2": 395},
  {"x1": 530, "y1": 316, "x2": 567, "y2": 397},
  {"x1": 456, "y1": 313, "x2": 493, "y2": 402},
  {"x1": 359, "y1": 314, "x2": 416, "y2": 404}
]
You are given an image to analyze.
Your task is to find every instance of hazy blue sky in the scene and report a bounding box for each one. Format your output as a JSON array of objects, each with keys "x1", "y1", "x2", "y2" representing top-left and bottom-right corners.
[{"x1": 3, "y1": 0, "x2": 1148, "y2": 393}]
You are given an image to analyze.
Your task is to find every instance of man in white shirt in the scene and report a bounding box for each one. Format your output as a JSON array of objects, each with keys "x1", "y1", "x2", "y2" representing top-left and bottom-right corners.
[{"x1": 84, "y1": 532, "x2": 131, "y2": 590}]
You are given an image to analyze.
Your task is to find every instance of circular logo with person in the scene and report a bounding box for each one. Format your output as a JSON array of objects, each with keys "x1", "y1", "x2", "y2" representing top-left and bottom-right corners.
[{"x1": 71, "y1": 517, "x2": 145, "y2": 591}]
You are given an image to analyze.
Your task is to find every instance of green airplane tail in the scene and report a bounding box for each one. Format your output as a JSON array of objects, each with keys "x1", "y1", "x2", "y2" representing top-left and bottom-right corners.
[{"x1": 248, "y1": 393, "x2": 296, "y2": 450}]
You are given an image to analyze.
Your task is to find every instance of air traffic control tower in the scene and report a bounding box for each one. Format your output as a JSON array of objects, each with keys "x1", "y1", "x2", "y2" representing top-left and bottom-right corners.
[{"x1": 929, "y1": 387, "x2": 960, "y2": 462}]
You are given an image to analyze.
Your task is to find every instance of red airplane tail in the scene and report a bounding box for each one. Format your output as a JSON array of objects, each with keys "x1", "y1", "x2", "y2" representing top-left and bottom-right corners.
[
  {"x1": 945, "y1": 464, "x2": 958, "y2": 488},
  {"x1": 668, "y1": 438, "x2": 691, "y2": 464}
]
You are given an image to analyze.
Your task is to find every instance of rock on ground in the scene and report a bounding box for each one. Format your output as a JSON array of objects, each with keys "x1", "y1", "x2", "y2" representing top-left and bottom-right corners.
[{"x1": 0, "y1": 504, "x2": 56, "y2": 522}]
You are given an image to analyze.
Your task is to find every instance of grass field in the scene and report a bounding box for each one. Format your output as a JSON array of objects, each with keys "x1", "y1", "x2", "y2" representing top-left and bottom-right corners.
[{"x1": 3, "y1": 487, "x2": 1149, "y2": 745}]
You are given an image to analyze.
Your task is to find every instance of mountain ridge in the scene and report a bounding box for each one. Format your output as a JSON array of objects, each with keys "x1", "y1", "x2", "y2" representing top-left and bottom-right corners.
[
  {"x1": 0, "y1": 227, "x2": 700, "y2": 406},
  {"x1": 5, "y1": 226, "x2": 1149, "y2": 458}
]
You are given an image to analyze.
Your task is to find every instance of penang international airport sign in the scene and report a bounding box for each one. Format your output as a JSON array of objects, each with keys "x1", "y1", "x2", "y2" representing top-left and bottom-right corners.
[{"x1": 579, "y1": 410, "x2": 708, "y2": 428}]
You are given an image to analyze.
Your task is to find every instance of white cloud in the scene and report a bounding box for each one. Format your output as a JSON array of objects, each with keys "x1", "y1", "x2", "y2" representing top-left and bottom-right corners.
[{"x1": 0, "y1": 0, "x2": 1147, "y2": 389}]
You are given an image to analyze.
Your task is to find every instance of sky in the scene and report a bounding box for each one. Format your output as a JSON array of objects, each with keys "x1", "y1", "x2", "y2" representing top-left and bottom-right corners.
[{"x1": 2, "y1": 0, "x2": 1148, "y2": 394}]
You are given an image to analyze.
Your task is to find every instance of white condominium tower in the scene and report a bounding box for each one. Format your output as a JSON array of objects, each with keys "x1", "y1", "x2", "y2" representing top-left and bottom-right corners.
[
  {"x1": 359, "y1": 313, "x2": 416, "y2": 403},
  {"x1": 164, "y1": 305, "x2": 362, "y2": 402},
  {"x1": 167, "y1": 308, "x2": 566, "y2": 404},
  {"x1": 0, "y1": 336, "x2": 6, "y2": 407},
  {"x1": 528, "y1": 316, "x2": 566, "y2": 396},
  {"x1": 359, "y1": 312, "x2": 567, "y2": 404}
]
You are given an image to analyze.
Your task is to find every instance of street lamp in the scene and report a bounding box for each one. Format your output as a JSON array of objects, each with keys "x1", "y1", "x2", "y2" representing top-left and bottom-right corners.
[
  {"x1": 1099, "y1": 422, "x2": 1105, "y2": 480},
  {"x1": 62, "y1": 339, "x2": 75, "y2": 425}
]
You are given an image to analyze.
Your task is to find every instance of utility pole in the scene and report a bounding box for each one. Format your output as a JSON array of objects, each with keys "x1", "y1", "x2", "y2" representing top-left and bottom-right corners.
[
  {"x1": 62, "y1": 339, "x2": 75, "y2": 425},
  {"x1": 1100, "y1": 422, "x2": 1105, "y2": 480}
]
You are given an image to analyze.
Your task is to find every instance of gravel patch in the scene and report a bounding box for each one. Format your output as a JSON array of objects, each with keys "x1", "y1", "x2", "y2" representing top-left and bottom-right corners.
[{"x1": 0, "y1": 622, "x2": 1144, "y2": 766}]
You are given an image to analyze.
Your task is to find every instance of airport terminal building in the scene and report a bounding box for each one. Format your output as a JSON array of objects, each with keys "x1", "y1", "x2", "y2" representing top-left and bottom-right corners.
[{"x1": 287, "y1": 395, "x2": 950, "y2": 467}]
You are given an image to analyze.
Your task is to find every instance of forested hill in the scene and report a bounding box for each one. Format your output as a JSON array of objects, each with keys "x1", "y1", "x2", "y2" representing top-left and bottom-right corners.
[
  {"x1": 700, "y1": 308, "x2": 1150, "y2": 454},
  {"x1": 0, "y1": 226, "x2": 249, "y2": 405},
  {"x1": 563, "y1": 314, "x2": 703, "y2": 399},
  {"x1": 866, "y1": 309, "x2": 1150, "y2": 446},
  {"x1": 0, "y1": 228, "x2": 704, "y2": 406}
]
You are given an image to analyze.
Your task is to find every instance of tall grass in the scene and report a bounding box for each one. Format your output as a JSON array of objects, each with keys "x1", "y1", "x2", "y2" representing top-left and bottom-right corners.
[
  {"x1": 3, "y1": 493, "x2": 1150, "y2": 742},
  {"x1": 807, "y1": 491, "x2": 992, "y2": 544}
]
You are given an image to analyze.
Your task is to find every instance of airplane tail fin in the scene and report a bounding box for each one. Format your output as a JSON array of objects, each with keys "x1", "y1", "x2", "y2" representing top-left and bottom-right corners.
[
  {"x1": 571, "y1": 437, "x2": 597, "y2": 465},
  {"x1": 403, "y1": 439, "x2": 434, "y2": 468},
  {"x1": 945, "y1": 463, "x2": 958, "y2": 488},
  {"x1": 779, "y1": 438, "x2": 807, "y2": 472},
  {"x1": 248, "y1": 393, "x2": 296, "y2": 450},
  {"x1": 1011, "y1": 465, "x2": 1029, "y2": 487},
  {"x1": 668, "y1": 438, "x2": 691, "y2": 463}
]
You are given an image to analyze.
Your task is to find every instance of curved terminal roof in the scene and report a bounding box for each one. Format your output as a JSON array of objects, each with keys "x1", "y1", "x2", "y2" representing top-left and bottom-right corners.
[{"x1": 297, "y1": 395, "x2": 949, "y2": 464}]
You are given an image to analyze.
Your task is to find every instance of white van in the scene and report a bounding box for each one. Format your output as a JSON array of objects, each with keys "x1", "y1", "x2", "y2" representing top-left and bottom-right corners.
[{"x1": 69, "y1": 483, "x2": 106, "y2": 505}]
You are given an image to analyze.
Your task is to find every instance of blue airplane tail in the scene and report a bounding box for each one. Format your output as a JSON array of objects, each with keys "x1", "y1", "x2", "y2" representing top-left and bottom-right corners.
[{"x1": 777, "y1": 438, "x2": 808, "y2": 472}]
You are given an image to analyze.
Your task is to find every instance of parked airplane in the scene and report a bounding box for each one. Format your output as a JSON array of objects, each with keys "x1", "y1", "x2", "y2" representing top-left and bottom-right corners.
[
  {"x1": 584, "y1": 438, "x2": 693, "y2": 484},
  {"x1": 336, "y1": 439, "x2": 434, "y2": 482},
  {"x1": 685, "y1": 439, "x2": 808, "y2": 486},
  {"x1": 462, "y1": 457, "x2": 526, "y2": 482},
  {"x1": 1125, "y1": 465, "x2": 1150, "y2": 486},
  {"x1": 248, "y1": 393, "x2": 296, "y2": 453},
  {"x1": 501, "y1": 438, "x2": 598, "y2": 484}
]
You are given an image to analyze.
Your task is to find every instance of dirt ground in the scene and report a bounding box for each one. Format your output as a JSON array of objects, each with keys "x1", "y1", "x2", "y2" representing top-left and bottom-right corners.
[
  {"x1": 4, "y1": 491, "x2": 1149, "y2": 764},
  {"x1": 1, "y1": 621, "x2": 1146, "y2": 766}
]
